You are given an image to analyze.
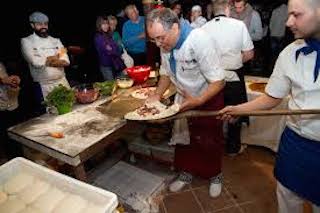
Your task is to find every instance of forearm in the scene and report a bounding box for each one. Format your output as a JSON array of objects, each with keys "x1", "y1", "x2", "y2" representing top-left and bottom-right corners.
[
  {"x1": 198, "y1": 80, "x2": 225, "y2": 105},
  {"x1": 242, "y1": 50, "x2": 254, "y2": 63},
  {"x1": 236, "y1": 93, "x2": 282, "y2": 111},
  {"x1": 155, "y1": 75, "x2": 171, "y2": 95}
]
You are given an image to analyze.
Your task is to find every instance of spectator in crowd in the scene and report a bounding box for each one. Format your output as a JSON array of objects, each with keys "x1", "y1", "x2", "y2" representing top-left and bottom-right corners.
[
  {"x1": 108, "y1": 15, "x2": 124, "y2": 51},
  {"x1": 206, "y1": 3, "x2": 214, "y2": 20},
  {"x1": 171, "y1": 1, "x2": 186, "y2": 22},
  {"x1": 190, "y1": 5, "x2": 207, "y2": 28},
  {"x1": 0, "y1": 62, "x2": 22, "y2": 160},
  {"x1": 220, "y1": 0, "x2": 320, "y2": 211},
  {"x1": 231, "y1": 0, "x2": 263, "y2": 42},
  {"x1": 122, "y1": 4, "x2": 147, "y2": 65},
  {"x1": 21, "y1": 12, "x2": 70, "y2": 113},
  {"x1": 94, "y1": 16, "x2": 125, "y2": 80},
  {"x1": 146, "y1": 8, "x2": 225, "y2": 198},
  {"x1": 202, "y1": 0, "x2": 254, "y2": 155},
  {"x1": 269, "y1": 1, "x2": 288, "y2": 64}
]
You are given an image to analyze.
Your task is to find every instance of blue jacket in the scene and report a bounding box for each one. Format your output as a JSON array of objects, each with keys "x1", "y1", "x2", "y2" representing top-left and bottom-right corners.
[{"x1": 122, "y1": 16, "x2": 146, "y2": 54}]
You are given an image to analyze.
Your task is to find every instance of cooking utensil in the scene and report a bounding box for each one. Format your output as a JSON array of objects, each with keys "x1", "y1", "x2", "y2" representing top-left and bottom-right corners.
[
  {"x1": 151, "y1": 109, "x2": 320, "y2": 122},
  {"x1": 32, "y1": 132, "x2": 64, "y2": 139}
]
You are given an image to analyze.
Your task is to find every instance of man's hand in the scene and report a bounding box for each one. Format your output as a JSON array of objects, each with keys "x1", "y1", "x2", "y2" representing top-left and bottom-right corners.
[
  {"x1": 179, "y1": 90, "x2": 202, "y2": 112},
  {"x1": 46, "y1": 55, "x2": 69, "y2": 67},
  {"x1": 1, "y1": 75, "x2": 20, "y2": 88},
  {"x1": 217, "y1": 105, "x2": 241, "y2": 123}
]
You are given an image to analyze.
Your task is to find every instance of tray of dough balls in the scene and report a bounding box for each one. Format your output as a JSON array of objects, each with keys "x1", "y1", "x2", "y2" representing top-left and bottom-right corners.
[{"x1": 0, "y1": 157, "x2": 118, "y2": 213}]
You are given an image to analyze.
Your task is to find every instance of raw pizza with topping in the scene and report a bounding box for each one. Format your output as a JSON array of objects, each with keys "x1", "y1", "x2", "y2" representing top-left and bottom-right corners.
[
  {"x1": 124, "y1": 101, "x2": 179, "y2": 120},
  {"x1": 131, "y1": 87, "x2": 170, "y2": 99}
]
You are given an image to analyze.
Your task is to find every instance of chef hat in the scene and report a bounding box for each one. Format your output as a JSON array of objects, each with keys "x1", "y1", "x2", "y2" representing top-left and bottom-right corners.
[
  {"x1": 191, "y1": 5, "x2": 202, "y2": 12},
  {"x1": 29, "y1": 12, "x2": 49, "y2": 23}
]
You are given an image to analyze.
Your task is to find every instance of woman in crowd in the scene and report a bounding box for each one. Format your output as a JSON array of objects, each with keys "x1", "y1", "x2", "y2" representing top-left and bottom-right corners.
[
  {"x1": 94, "y1": 16, "x2": 125, "y2": 80},
  {"x1": 107, "y1": 15, "x2": 123, "y2": 51}
]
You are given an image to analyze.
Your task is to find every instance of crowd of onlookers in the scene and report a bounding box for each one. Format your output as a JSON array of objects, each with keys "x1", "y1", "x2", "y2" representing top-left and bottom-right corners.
[{"x1": 0, "y1": 0, "x2": 291, "y2": 162}]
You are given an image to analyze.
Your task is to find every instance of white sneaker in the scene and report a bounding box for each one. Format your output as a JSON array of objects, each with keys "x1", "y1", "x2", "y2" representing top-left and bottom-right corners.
[
  {"x1": 209, "y1": 182, "x2": 222, "y2": 198},
  {"x1": 169, "y1": 180, "x2": 188, "y2": 192}
]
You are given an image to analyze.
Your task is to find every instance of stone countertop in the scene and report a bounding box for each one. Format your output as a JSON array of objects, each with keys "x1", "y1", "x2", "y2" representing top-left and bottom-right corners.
[{"x1": 8, "y1": 97, "x2": 126, "y2": 158}]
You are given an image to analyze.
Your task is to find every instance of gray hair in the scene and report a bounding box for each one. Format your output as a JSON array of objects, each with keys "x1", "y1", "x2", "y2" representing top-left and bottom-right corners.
[
  {"x1": 213, "y1": 0, "x2": 229, "y2": 15},
  {"x1": 146, "y1": 8, "x2": 180, "y2": 31},
  {"x1": 125, "y1": 4, "x2": 138, "y2": 15}
]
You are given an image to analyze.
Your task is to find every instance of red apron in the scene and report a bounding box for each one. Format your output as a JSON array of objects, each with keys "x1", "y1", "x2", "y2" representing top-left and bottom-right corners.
[{"x1": 174, "y1": 90, "x2": 224, "y2": 179}]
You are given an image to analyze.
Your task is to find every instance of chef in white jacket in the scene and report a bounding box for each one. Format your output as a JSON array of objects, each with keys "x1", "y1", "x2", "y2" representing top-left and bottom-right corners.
[{"x1": 21, "y1": 12, "x2": 70, "y2": 106}]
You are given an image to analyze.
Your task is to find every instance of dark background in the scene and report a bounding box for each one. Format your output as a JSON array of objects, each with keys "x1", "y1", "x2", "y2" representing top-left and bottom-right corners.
[{"x1": 0, "y1": 0, "x2": 284, "y2": 120}]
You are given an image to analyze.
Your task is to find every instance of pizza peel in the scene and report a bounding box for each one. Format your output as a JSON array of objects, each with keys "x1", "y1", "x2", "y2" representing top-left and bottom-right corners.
[{"x1": 148, "y1": 109, "x2": 320, "y2": 122}]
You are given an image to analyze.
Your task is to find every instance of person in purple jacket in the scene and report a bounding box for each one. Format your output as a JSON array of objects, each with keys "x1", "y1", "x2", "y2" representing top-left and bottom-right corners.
[{"x1": 94, "y1": 16, "x2": 125, "y2": 80}]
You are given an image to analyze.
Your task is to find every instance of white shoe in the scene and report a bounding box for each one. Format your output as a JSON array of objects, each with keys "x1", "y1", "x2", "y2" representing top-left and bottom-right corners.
[
  {"x1": 169, "y1": 180, "x2": 188, "y2": 192},
  {"x1": 209, "y1": 182, "x2": 222, "y2": 198}
]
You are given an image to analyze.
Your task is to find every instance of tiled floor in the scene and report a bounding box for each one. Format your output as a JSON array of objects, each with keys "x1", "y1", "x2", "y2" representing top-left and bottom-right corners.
[{"x1": 158, "y1": 146, "x2": 278, "y2": 213}]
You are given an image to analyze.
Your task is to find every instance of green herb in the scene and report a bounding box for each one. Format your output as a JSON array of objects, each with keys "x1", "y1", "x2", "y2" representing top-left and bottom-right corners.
[
  {"x1": 93, "y1": 80, "x2": 115, "y2": 96},
  {"x1": 45, "y1": 85, "x2": 75, "y2": 108}
]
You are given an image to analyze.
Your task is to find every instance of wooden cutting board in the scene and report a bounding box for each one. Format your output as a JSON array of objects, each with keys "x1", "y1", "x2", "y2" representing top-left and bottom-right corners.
[{"x1": 96, "y1": 83, "x2": 176, "y2": 118}]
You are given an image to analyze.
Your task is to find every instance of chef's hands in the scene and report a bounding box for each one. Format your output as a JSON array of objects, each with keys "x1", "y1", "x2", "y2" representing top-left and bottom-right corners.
[
  {"x1": 179, "y1": 90, "x2": 202, "y2": 112},
  {"x1": 1, "y1": 75, "x2": 20, "y2": 88},
  {"x1": 146, "y1": 91, "x2": 161, "y2": 103},
  {"x1": 217, "y1": 105, "x2": 241, "y2": 123}
]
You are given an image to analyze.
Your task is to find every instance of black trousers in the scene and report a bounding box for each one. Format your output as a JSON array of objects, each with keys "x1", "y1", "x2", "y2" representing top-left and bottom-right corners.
[
  {"x1": 0, "y1": 110, "x2": 23, "y2": 159},
  {"x1": 224, "y1": 68, "x2": 248, "y2": 154}
]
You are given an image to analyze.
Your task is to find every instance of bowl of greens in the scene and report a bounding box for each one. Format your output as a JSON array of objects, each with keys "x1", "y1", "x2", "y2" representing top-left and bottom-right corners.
[
  {"x1": 93, "y1": 80, "x2": 115, "y2": 96},
  {"x1": 45, "y1": 85, "x2": 75, "y2": 115}
]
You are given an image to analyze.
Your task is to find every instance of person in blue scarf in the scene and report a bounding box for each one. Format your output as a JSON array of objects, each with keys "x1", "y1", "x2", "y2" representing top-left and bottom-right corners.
[
  {"x1": 219, "y1": 0, "x2": 320, "y2": 212},
  {"x1": 146, "y1": 8, "x2": 226, "y2": 198}
]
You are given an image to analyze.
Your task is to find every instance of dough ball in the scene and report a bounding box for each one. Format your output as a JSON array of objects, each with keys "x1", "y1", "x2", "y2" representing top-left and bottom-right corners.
[
  {"x1": 0, "y1": 191, "x2": 8, "y2": 204},
  {"x1": 53, "y1": 194, "x2": 88, "y2": 213},
  {"x1": 3, "y1": 173, "x2": 35, "y2": 195},
  {"x1": 0, "y1": 198, "x2": 26, "y2": 213},
  {"x1": 31, "y1": 187, "x2": 66, "y2": 212},
  {"x1": 17, "y1": 179, "x2": 50, "y2": 204},
  {"x1": 17, "y1": 206, "x2": 43, "y2": 213},
  {"x1": 80, "y1": 202, "x2": 106, "y2": 213}
]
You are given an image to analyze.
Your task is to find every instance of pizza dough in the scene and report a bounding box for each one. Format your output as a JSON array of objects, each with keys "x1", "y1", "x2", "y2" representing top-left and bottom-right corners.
[
  {"x1": 53, "y1": 194, "x2": 88, "y2": 213},
  {"x1": 31, "y1": 187, "x2": 66, "y2": 212},
  {"x1": 0, "y1": 191, "x2": 7, "y2": 204},
  {"x1": 80, "y1": 202, "x2": 106, "y2": 213},
  {"x1": 17, "y1": 179, "x2": 50, "y2": 204},
  {"x1": 131, "y1": 87, "x2": 170, "y2": 99},
  {"x1": 125, "y1": 101, "x2": 179, "y2": 120},
  {"x1": 3, "y1": 173, "x2": 35, "y2": 195},
  {"x1": 0, "y1": 198, "x2": 26, "y2": 213},
  {"x1": 17, "y1": 206, "x2": 43, "y2": 213}
]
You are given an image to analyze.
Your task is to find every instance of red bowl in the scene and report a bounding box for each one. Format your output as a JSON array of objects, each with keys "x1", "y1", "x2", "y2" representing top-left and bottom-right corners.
[{"x1": 125, "y1": 65, "x2": 151, "y2": 84}]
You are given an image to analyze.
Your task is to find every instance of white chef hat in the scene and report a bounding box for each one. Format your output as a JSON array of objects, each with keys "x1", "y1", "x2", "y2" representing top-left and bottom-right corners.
[
  {"x1": 29, "y1": 12, "x2": 49, "y2": 23},
  {"x1": 191, "y1": 5, "x2": 202, "y2": 12}
]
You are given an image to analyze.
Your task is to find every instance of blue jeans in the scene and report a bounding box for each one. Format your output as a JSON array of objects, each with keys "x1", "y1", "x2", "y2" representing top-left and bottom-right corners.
[{"x1": 100, "y1": 66, "x2": 114, "y2": 81}]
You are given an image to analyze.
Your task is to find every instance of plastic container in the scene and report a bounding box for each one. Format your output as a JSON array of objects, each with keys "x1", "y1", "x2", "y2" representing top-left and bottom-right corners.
[
  {"x1": 125, "y1": 65, "x2": 151, "y2": 84},
  {"x1": 116, "y1": 77, "x2": 134, "y2": 89},
  {"x1": 0, "y1": 157, "x2": 118, "y2": 213}
]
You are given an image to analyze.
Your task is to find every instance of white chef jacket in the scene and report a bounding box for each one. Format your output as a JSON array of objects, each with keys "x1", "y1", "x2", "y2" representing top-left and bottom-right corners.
[
  {"x1": 160, "y1": 28, "x2": 225, "y2": 145},
  {"x1": 265, "y1": 39, "x2": 320, "y2": 141},
  {"x1": 160, "y1": 28, "x2": 225, "y2": 97},
  {"x1": 202, "y1": 16, "x2": 254, "y2": 82},
  {"x1": 21, "y1": 33, "x2": 70, "y2": 97}
]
